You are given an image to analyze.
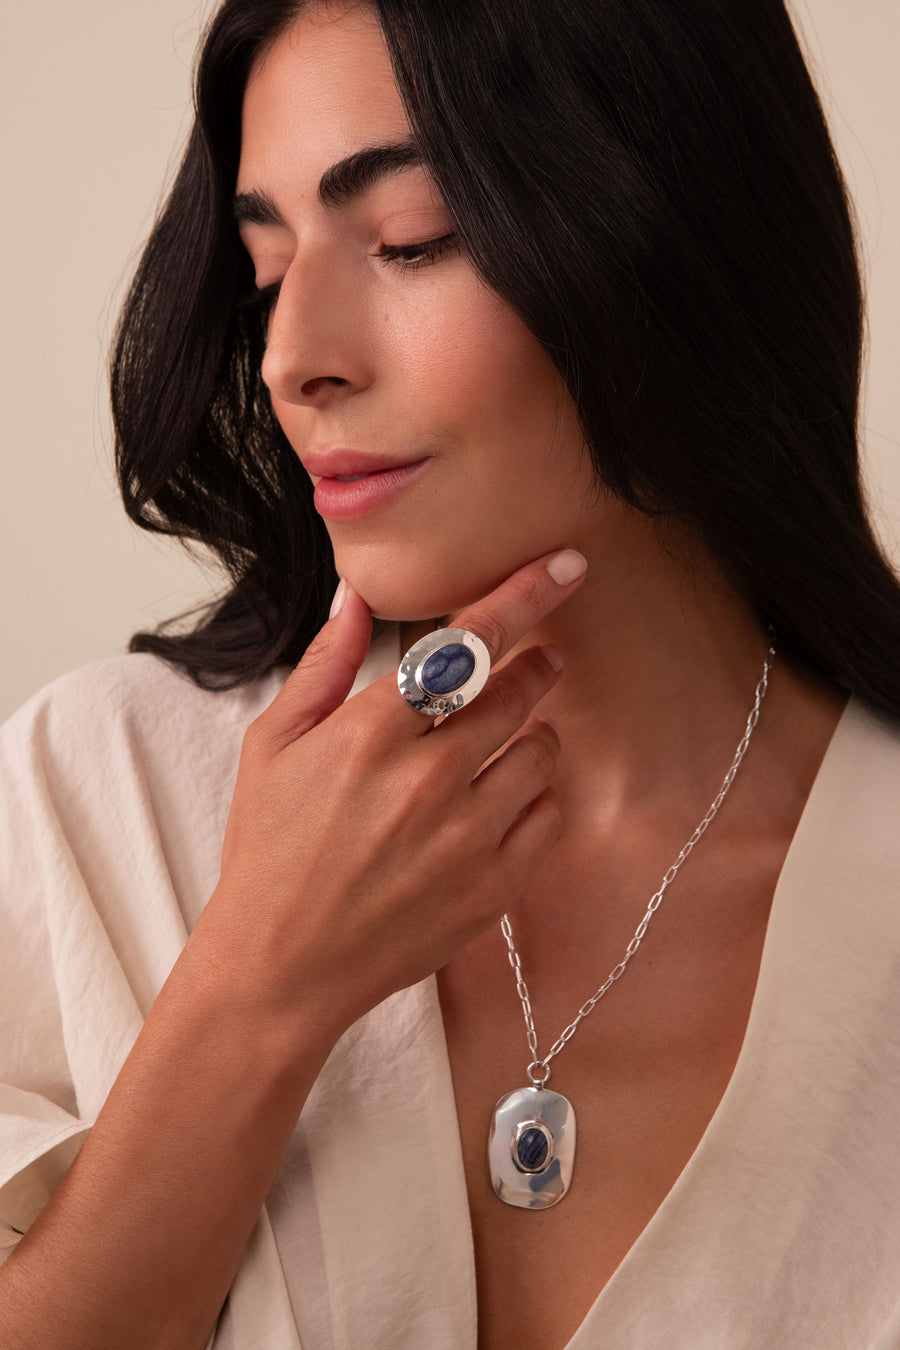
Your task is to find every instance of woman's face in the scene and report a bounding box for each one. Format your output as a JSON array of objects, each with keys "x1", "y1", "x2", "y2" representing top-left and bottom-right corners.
[{"x1": 237, "y1": 2, "x2": 606, "y2": 620}]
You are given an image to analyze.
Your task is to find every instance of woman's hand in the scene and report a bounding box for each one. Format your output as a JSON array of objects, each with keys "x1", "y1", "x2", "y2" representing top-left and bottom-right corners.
[
  {"x1": 200, "y1": 548, "x2": 588, "y2": 1042},
  {"x1": 0, "y1": 549, "x2": 586, "y2": 1350}
]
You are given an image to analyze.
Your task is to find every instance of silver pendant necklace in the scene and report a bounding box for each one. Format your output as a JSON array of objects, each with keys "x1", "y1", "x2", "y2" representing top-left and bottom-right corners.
[{"x1": 488, "y1": 641, "x2": 776, "y2": 1209}]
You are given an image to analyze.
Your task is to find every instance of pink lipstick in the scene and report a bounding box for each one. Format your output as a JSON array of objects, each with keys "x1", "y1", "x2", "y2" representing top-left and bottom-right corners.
[{"x1": 305, "y1": 449, "x2": 430, "y2": 521}]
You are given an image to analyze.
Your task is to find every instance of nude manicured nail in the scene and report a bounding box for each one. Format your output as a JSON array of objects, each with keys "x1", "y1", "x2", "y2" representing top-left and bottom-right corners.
[
  {"x1": 329, "y1": 578, "x2": 347, "y2": 619},
  {"x1": 543, "y1": 645, "x2": 565, "y2": 672},
  {"x1": 546, "y1": 550, "x2": 588, "y2": 585}
]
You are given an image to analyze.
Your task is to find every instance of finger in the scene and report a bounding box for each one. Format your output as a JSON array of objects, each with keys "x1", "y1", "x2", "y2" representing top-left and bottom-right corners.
[
  {"x1": 438, "y1": 646, "x2": 564, "y2": 777},
  {"x1": 254, "y1": 580, "x2": 373, "y2": 751},
  {"x1": 498, "y1": 785, "x2": 565, "y2": 877},
  {"x1": 363, "y1": 548, "x2": 587, "y2": 744},
  {"x1": 450, "y1": 548, "x2": 587, "y2": 665},
  {"x1": 471, "y1": 719, "x2": 561, "y2": 832}
]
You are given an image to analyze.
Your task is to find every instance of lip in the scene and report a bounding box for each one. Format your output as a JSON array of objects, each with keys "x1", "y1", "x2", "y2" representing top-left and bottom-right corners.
[
  {"x1": 309, "y1": 453, "x2": 430, "y2": 521},
  {"x1": 303, "y1": 447, "x2": 425, "y2": 479}
]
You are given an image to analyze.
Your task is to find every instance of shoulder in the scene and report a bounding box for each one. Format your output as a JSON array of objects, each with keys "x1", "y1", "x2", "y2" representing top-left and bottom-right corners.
[
  {"x1": 0, "y1": 654, "x2": 292, "y2": 999},
  {"x1": 829, "y1": 695, "x2": 900, "y2": 809},
  {"x1": 1, "y1": 621, "x2": 400, "y2": 757},
  {"x1": 3, "y1": 651, "x2": 286, "y2": 747},
  {"x1": 0, "y1": 652, "x2": 290, "y2": 788},
  {"x1": 0, "y1": 653, "x2": 288, "y2": 914},
  {"x1": 786, "y1": 695, "x2": 900, "y2": 935}
]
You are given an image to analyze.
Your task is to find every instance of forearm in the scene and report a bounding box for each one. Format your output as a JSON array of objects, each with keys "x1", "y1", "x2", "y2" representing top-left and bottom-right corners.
[
  {"x1": 0, "y1": 553, "x2": 578, "y2": 1348},
  {"x1": 0, "y1": 919, "x2": 339, "y2": 1350}
]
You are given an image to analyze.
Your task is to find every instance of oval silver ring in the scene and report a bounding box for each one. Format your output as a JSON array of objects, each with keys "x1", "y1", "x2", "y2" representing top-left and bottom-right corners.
[{"x1": 397, "y1": 627, "x2": 491, "y2": 717}]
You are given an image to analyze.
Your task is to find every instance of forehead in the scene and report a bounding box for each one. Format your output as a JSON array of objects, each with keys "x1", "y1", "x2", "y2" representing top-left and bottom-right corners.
[{"x1": 238, "y1": 3, "x2": 412, "y2": 195}]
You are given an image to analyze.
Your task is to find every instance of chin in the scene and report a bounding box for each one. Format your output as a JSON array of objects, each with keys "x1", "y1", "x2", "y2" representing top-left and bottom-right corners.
[{"x1": 341, "y1": 553, "x2": 503, "y2": 626}]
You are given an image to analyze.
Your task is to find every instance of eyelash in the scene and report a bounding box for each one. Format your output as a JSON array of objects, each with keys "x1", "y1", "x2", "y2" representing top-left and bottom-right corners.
[
  {"x1": 372, "y1": 232, "x2": 458, "y2": 270},
  {"x1": 240, "y1": 233, "x2": 458, "y2": 314}
]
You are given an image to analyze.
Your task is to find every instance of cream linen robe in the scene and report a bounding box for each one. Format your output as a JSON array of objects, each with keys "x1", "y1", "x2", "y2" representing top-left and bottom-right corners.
[{"x1": 2, "y1": 629, "x2": 900, "y2": 1348}]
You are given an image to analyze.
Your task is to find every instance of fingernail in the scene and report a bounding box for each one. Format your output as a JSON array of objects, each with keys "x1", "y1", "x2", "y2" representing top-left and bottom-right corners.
[
  {"x1": 543, "y1": 645, "x2": 565, "y2": 672},
  {"x1": 329, "y1": 578, "x2": 347, "y2": 619},
  {"x1": 537, "y1": 716, "x2": 560, "y2": 735},
  {"x1": 546, "y1": 550, "x2": 588, "y2": 586}
]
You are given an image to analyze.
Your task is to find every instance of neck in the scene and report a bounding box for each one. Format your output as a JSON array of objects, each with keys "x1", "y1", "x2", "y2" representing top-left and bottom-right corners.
[
  {"x1": 401, "y1": 506, "x2": 843, "y2": 842},
  {"x1": 509, "y1": 525, "x2": 770, "y2": 819}
]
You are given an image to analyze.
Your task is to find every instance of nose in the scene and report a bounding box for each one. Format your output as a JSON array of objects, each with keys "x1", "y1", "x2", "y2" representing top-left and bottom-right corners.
[{"x1": 261, "y1": 254, "x2": 374, "y2": 407}]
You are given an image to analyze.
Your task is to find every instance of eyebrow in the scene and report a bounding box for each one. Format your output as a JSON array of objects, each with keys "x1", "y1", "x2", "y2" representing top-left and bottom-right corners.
[{"x1": 232, "y1": 138, "x2": 425, "y2": 226}]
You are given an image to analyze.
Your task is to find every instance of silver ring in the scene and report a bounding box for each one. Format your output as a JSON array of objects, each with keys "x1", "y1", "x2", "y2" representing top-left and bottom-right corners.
[{"x1": 398, "y1": 627, "x2": 491, "y2": 717}]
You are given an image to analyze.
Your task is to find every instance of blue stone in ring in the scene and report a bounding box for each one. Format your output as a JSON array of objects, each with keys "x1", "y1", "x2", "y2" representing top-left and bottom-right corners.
[{"x1": 421, "y1": 644, "x2": 476, "y2": 696}]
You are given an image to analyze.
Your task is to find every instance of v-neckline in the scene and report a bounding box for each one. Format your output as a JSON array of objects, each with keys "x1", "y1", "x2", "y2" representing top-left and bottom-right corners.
[{"x1": 423, "y1": 694, "x2": 857, "y2": 1349}]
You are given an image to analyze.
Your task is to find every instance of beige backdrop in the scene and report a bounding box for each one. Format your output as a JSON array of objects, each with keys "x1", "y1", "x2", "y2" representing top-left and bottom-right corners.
[{"x1": 2, "y1": 0, "x2": 898, "y2": 721}]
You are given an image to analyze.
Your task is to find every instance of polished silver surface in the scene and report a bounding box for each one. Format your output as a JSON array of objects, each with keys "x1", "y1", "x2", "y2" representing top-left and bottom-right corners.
[
  {"x1": 489, "y1": 1086, "x2": 576, "y2": 1209},
  {"x1": 397, "y1": 626, "x2": 491, "y2": 716}
]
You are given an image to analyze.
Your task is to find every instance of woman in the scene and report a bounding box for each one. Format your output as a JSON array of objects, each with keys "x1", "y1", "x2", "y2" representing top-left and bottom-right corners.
[{"x1": 1, "y1": 1, "x2": 899, "y2": 1346}]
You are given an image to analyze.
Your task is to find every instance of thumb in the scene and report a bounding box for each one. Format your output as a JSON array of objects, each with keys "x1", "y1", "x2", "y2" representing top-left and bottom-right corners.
[{"x1": 261, "y1": 579, "x2": 373, "y2": 750}]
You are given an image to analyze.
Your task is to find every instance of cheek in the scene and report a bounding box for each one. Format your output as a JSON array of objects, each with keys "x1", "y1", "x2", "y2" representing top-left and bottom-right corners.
[
  {"x1": 332, "y1": 277, "x2": 597, "y2": 618},
  {"x1": 390, "y1": 280, "x2": 566, "y2": 453}
]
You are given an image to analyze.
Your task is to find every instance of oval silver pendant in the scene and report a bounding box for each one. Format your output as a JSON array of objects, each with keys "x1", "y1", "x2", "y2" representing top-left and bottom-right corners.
[
  {"x1": 488, "y1": 1086, "x2": 576, "y2": 1209},
  {"x1": 397, "y1": 627, "x2": 491, "y2": 716}
]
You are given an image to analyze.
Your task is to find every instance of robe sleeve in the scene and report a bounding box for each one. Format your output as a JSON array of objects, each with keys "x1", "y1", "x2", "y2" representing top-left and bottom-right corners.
[{"x1": 0, "y1": 653, "x2": 252, "y2": 1255}]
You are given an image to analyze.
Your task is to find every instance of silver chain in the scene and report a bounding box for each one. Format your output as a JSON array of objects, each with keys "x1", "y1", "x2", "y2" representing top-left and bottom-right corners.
[{"x1": 500, "y1": 640, "x2": 776, "y2": 1087}]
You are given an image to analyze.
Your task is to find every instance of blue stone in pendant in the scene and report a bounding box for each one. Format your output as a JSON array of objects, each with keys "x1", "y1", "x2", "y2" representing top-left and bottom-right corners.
[
  {"x1": 515, "y1": 1123, "x2": 551, "y2": 1173},
  {"x1": 421, "y1": 643, "x2": 476, "y2": 695}
]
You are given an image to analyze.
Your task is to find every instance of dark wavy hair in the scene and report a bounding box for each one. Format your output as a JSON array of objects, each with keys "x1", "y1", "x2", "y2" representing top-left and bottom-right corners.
[{"x1": 112, "y1": 0, "x2": 900, "y2": 714}]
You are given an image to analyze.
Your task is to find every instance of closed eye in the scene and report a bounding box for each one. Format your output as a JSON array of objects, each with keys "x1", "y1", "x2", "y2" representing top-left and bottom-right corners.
[
  {"x1": 239, "y1": 232, "x2": 459, "y2": 315},
  {"x1": 371, "y1": 233, "x2": 458, "y2": 270}
]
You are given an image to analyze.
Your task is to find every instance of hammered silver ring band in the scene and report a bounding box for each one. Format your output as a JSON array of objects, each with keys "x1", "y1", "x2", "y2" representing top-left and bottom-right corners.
[{"x1": 397, "y1": 627, "x2": 491, "y2": 717}]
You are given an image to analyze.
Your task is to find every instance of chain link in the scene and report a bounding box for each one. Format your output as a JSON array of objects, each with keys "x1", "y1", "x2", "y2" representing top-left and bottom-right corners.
[{"x1": 500, "y1": 641, "x2": 776, "y2": 1082}]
